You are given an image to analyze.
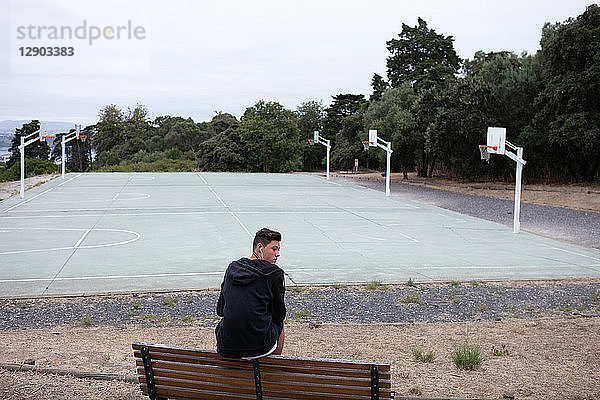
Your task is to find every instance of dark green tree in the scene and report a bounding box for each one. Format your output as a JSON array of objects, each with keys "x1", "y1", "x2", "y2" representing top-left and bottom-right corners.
[
  {"x1": 295, "y1": 100, "x2": 325, "y2": 171},
  {"x1": 370, "y1": 73, "x2": 389, "y2": 101},
  {"x1": 363, "y1": 84, "x2": 419, "y2": 178},
  {"x1": 530, "y1": 4, "x2": 600, "y2": 181},
  {"x1": 164, "y1": 120, "x2": 205, "y2": 153},
  {"x1": 322, "y1": 94, "x2": 366, "y2": 150},
  {"x1": 7, "y1": 120, "x2": 50, "y2": 168},
  {"x1": 93, "y1": 105, "x2": 125, "y2": 154},
  {"x1": 240, "y1": 100, "x2": 302, "y2": 172},
  {"x1": 386, "y1": 18, "x2": 461, "y2": 91}
]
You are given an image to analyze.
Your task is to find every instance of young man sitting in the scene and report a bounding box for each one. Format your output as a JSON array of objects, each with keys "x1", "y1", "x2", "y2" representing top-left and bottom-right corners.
[{"x1": 215, "y1": 228, "x2": 286, "y2": 359}]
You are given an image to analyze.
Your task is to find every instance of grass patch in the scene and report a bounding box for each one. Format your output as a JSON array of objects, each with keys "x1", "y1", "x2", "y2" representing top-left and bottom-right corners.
[
  {"x1": 126, "y1": 311, "x2": 136, "y2": 317},
  {"x1": 294, "y1": 310, "x2": 311, "y2": 319},
  {"x1": 591, "y1": 292, "x2": 600, "y2": 303},
  {"x1": 492, "y1": 289, "x2": 504, "y2": 295},
  {"x1": 491, "y1": 344, "x2": 510, "y2": 357},
  {"x1": 450, "y1": 280, "x2": 460, "y2": 286},
  {"x1": 470, "y1": 280, "x2": 483, "y2": 287},
  {"x1": 412, "y1": 348, "x2": 435, "y2": 363},
  {"x1": 478, "y1": 305, "x2": 487, "y2": 312},
  {"x1": 408, "y1": 387, "x2": 423, "y2": 396},
  {"x1": 332, "y1": 283, "x2": 348, "y2": 289},
  {"x1": 452, "y1": 343, "x2": 484, "y2": 371},
  {"x1": 162, "y1": 296, "x2": 179, "y2": 307},
  {"x1": 74, "y1": 315, "x2": 93, "y2": 327},
  {"x1": 182, "y1": 316, "x2": 194, "y2": 323},
  {"x1": 448, "y1": 294, "x2": 460, "y2": 304},
  {"x1": 138, "y1": 313, "x2": 169, "y2": 323},
  {"x1": 558, "y1": 307, "x2": 572, "y2": 313},
  {"x1": 405, "y1": 278, "x2": 416, "y2": 287},
  {"x1": 509, "y1": 310, "x2": 525, "y2": 319},
  {"x1": 131, "y1": 300, "x2": 141, "y2": 310},
  {"x1": 400, "y1": 294, "x2": 421, "y2": 304},
  {"x1": 365, "y1": 281, "x2": 388, "y2": 290},
  {"x1": 290, "y1": 286, "x2": 304, "y2": 293}
]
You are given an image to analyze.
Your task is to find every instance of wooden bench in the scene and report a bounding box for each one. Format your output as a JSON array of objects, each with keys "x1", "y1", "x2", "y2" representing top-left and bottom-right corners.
[{"x1": 132, "y1": 342, "x2": 394, "y2": 399}]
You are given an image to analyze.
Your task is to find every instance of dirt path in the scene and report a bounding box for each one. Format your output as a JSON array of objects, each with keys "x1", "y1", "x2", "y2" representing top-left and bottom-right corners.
[
  {"x1": 335, "y1": 172, "x2": 600, "y2": 213},
  {"x1": 1, "y1": 317, "x2": 599, "y2": 400},
  {"x1": 0, "y1": 175, "x2": 59, "y2": 201}
]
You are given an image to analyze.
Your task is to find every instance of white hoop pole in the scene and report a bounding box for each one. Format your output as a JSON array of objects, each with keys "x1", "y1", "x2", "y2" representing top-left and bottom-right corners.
[
  {"x1": 20, "y1": 136, "x2": 25, "y2": 198},
  {"x1": 385, "y1": 143, "x2": 391, "y2": 196},
  {"x1": 326, "y1": 144, "x2": 330, "y2": 180},
  {"x1": 313, "y1": 131, "x2": 330, "y2": 180},
  {"x1": 513, "y1": 147, "x2": 524, "y2": 233},
  {"x1": 61, "y1": 135, "x2": 66, "y2": 180}
]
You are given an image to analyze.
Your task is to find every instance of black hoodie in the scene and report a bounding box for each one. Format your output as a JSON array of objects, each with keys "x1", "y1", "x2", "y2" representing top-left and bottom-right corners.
[{"x1": 215, "y1": 257, "x2": 286, "y2": 358}]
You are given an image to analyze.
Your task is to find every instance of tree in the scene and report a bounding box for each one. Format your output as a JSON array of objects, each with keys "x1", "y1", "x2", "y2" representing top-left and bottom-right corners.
[
  {"x1": 363, "y1": 84, "x2": 419, "y2": 178},
  {"x1": 164, "y1": 120, "x2": 205, "y2": 153},
  {"x1": 370, "y1": 73, "x2": 389, "y2": 101},
  {"x1": 7, "y1": 120, "x2": 50, "y2": 168},
  {"x1": 211, "y1": 112, "x2": 240, "y2": 135},
  {"x1": 240, "y1": 100, "x2": 302, "y2": 172},
  {"x1": 386, "y1": 18, "x2": 461, "y2": 91},
  {"x1": 295, "y1": 101, "x2": 325, "y2": 171},
  {"x1": 424, "y1": 77, "x2": 499, "y2": 178},
  {"x1": 322, "y1": 94, "x2": 366, "y2": 140},
  {"x1": 331, "y1": 113, "x2": 366, "y2": 171},
  {"x1": 530, "y1": 4, "x2": 600, "y2": 181},
  {"x1": 93, "y1": 105, "x2": 125, "y2": 154}
]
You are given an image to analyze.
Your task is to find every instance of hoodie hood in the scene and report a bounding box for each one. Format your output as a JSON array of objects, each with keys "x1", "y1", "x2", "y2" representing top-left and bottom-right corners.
[{"x1": 226, "y1": 257, "x2": 282, "y2": 286}]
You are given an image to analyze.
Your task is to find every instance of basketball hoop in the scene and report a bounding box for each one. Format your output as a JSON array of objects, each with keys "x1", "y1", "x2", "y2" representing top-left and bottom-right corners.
[
  {"x1": 77, "y1": 135, "x2": 88, "y2": 142},
  {"x1": 308, "y1": 139, "x2": 317, "y2": 145},
  {"x1": 362, "y1": 141, "x2": 373, "y2": 151},
  {"x1": 478, "y1": 145, "x2": 497, "y2": 163}
]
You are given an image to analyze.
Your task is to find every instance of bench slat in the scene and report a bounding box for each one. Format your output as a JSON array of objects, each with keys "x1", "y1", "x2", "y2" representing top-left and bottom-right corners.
[
  {"x1": 133, "y1": 343, "x2": 390, "y2": 370},
  {"x1": 133, "y1": 343, "x2": 393, "y2": 400},
  {"x1": 134, "y1": 353, "x2": 391, "y2": 379},
  {"x1": 139, "y1": 373, "x2": 392, "y2": 397},
  {"x1": 140, "y1": 382, "x2": 391, "y2": 400},
  {"x1": 135, "y1": 363, "x2": 391, "y2": 389}
]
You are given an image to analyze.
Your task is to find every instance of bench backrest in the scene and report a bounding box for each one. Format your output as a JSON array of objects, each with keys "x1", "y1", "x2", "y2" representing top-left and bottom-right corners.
[{"x1": 132, "y1": 342, "x2": 393, "y2": 400}]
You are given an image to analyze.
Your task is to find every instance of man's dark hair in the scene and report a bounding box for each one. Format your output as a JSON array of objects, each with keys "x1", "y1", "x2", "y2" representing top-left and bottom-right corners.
[{"x1": 253, "y1": 228, "x2": 281, "y2": 249}]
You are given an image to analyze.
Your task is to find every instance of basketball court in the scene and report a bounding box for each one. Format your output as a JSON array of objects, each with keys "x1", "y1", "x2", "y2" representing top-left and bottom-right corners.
[{"x1": 0, "y1": 172, "x2": 599, "y2": 298}]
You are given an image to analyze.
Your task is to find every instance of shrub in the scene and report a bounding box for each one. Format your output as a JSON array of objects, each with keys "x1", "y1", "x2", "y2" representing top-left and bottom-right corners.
[
  {"x1": 0, "y1": 159, "x2": 59, "y2": 182},
  {"x1": 412, "y1": 348, "x2": 435, "y2": 363},
  {"x1": 452, "y1": 343, "x2": 484, "y2": 370},
  {"x1": 400, "y1": 294, "x2": 421, "y2": 304}
]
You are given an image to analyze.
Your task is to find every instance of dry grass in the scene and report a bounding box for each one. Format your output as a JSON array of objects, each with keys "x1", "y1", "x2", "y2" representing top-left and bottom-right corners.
[{"x1": 1, "y1": 317, "x2": 599, "y2": 399}]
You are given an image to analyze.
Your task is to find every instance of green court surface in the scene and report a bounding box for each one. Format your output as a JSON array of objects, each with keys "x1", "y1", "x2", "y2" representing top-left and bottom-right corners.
[{"x1": 0, "y1": 172, "x2": 599, "y2": 297}]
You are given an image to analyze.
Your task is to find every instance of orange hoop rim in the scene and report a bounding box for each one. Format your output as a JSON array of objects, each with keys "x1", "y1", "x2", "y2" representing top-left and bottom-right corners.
[
  {"x1": 362, "y1": 141, "x2": 374, "y2": 144},
  {"x1": 479, "y1": 145, "x2": 497, "y2": 150}
]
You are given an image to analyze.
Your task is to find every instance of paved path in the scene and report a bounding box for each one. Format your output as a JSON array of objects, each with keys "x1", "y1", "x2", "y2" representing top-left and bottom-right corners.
[{"x1": 341, "y1": 176, "x2": 600, "y2": 249}]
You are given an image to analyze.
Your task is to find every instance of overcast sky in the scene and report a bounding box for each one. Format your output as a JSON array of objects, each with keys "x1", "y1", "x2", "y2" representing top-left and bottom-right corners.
[{"x1": 0, "y1": 0, "x2": 595, "y2": 126}]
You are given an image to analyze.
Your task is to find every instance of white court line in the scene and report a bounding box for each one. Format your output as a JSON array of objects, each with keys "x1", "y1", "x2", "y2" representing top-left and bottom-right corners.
[
  {"x1": 112, "y1": 193, "x2": 120, "y2": 201},
  {"x1": 208, "y1": 187, "x2": 227, "y2": 207},
  {"x1": 0, "y1": 268, "x2": 352, "y2": 283},
  {"x1": 0, "y1": 228, "x2": 140, "y2": 255},
  {"x1": 548, "y1": 247, "x2": 600, "y2": 262},
  {"x1": 57, "y1": 173, "x2": 82, "y2": 187},
  {"x1": 230, "y1": 212, "x2": 252, "y2": 237},
  {"x1": 0, "y1": 271, "x2": 224, "y2": 283},
  {"x1": 74, "y1": 229, "x2": 91, "y2": 248},
  {"x1": 3, "y1": 188, "x2": 54, "y2": 213},
  {"x1": 0, "y1": 210, "x2": 348, "y2": 219},
  {"x1": 197, "y1": 173, "x2": 208, "y2": 185},
  {"x1": 198, "y1": 173, "x2": 252, "y2": 236}
]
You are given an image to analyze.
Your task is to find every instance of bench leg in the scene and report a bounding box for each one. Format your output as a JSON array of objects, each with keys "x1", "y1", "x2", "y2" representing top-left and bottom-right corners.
[
  {"x1": 253, "y1": 360, "x2": 263, "y2": 400},
  {"x1": 141, "y1": 346, "x2": 165, "y2": 400},
  {"x1": 371, "y1": 365, "x2": 379, "y2": 400}
]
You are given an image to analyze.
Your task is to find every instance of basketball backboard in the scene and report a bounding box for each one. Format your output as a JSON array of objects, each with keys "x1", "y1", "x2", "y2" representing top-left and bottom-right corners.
[
  {"x1": 368, "y1": 130, "x2": 377, "y2": 147},
  {"x1": 314, "y1": 131, "x2": 319, "y2": 141},
  {"x1": 487, "y1": 127, "x2": 506, "y2": 155}
]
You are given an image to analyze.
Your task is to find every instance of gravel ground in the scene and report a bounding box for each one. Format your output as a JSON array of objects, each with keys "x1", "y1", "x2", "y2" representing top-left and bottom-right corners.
[
  {"x1": 337, "y1": 175, "x2": 600, "y2": 249},
  {"x1": 1, "y1": 280, "x2": 599, "y2": 330}
]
